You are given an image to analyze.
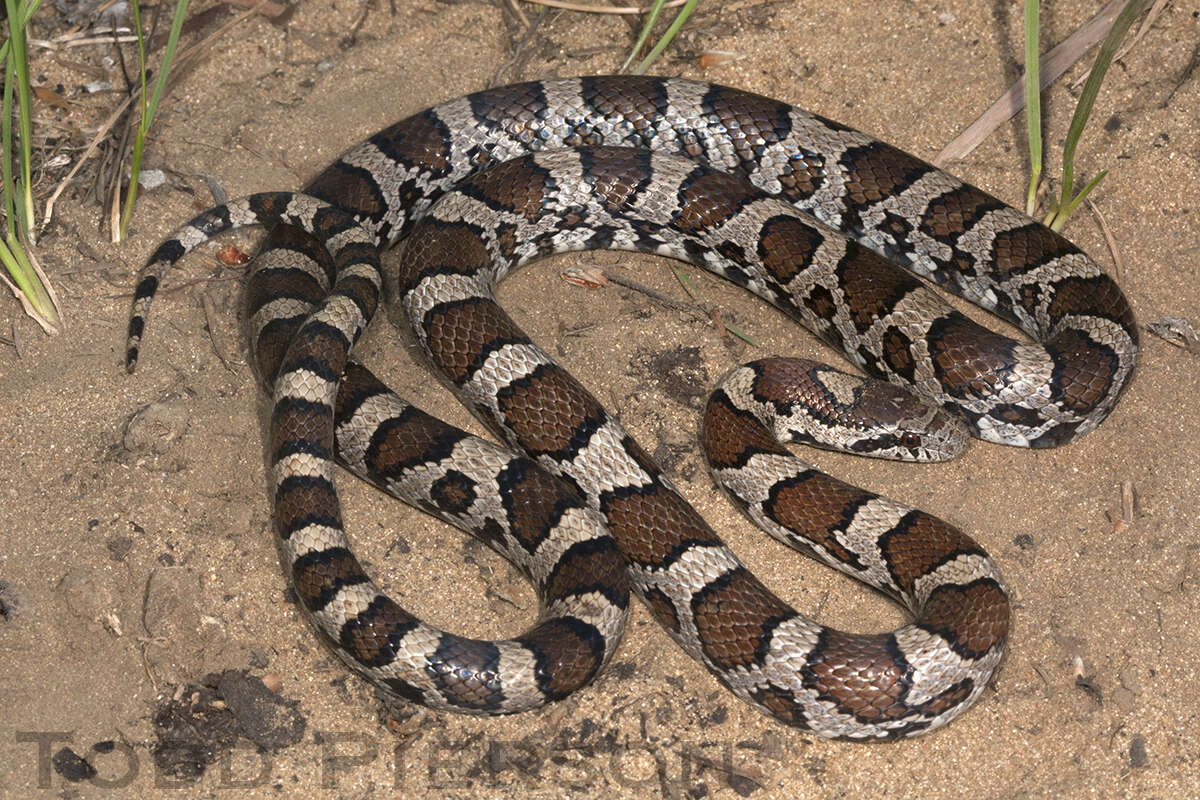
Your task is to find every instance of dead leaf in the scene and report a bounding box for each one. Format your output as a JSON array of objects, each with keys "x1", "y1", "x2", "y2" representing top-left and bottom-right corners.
[
  {"x1": 33, "y1": 86, "x2": 71, "y2": 111},
  {"x1": 1147, "y1": 316, "x2": 1200, "y2": 354}
]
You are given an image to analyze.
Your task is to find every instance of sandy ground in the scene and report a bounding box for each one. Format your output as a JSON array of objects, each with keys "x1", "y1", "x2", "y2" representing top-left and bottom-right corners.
[{"x1": 1, "y1": 0, "x2": 1198, "y2": 797}]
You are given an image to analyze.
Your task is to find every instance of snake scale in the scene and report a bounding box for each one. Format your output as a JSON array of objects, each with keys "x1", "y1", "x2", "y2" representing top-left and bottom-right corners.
[{"x1": 125, "y1": 76, "x2": 1138, "y2": 739}]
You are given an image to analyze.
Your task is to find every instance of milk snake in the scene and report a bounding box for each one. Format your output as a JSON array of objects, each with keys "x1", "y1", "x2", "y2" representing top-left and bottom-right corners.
[{"x1": 125, "y1": 77, "x2": 1138, "y2": 739}]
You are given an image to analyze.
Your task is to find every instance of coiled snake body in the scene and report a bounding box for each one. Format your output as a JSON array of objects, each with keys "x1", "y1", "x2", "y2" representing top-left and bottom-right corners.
[{"x1": 126, "y1": 77, "x2": 1138, "y2": 739}]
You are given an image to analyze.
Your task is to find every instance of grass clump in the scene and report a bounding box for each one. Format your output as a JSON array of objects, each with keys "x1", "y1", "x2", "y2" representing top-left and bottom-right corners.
[
  {"x1": 1024, "y1": 0, "x2": 1148, "y2": 231},
  {"x1": 1, "y1": 0, "x2": 60, "y2": 332}
]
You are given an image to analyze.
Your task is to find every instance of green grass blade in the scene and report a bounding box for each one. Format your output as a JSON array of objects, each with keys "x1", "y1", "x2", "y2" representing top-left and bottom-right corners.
[
  {"x1": 672, "y1": 267, "x2": 759, "y2": 345},
  {"x1": 1040, "y1": 191, "x2": 1060, "y2": 228},
  {"x1": 0, "y1": 233, "x2": 59, "y2": 328},
  {"x1": 632, "y1": 0, "x2": 699, "y2": 75},
  {"x1": 143, "y1": 0, "x2": 192, "y2": 146},
  {"x1": 0, "y1": 238, "x2": 36, "y2": 301},
  {"x1": 1050, "y1": 170, "x2": 1108, "y2": 232},
  {"x1": 621, "y1": 0, "x2": 667, "y2": 73},
  {"x1": 5, "y1": 0, "x2": 36, "y2": 244},
  {"x1": 2, "y1": 52, "x2": 16, "y2": 240},
  {"x1": 1050, "y1": 0, "x2": 1145, "y2": 229},
  {"x1": 1, "y1": 0, "x2": 61, "y2": 328},
  {"x1": 1023, "y1": 0, "x2": 1042, "y2": 216},
  {"x1": 720, "y1": 320, "x2": 759, "y2": 347},
  {"x1": 672, "y1": 266, "x2": 700, "y2": 300},
  {"x1": 118, "y1": 0, "x2": 191, "y2": 240},
  {"x1": 0, "y1": 0, "x2": 45, "y2": 64},
  {"x1": 129, "y1": 0, "x2": 149, "y2": 117}
]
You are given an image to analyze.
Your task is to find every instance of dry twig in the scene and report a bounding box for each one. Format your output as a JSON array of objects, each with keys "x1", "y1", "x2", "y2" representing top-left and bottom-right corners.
[{"x1": 1086, "y1": 198, "x2": 1123, "y2": 284}]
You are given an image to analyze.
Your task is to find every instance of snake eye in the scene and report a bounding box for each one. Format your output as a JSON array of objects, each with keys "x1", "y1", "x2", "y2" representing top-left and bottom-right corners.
[{"x1": 901, "y1": 432, "x2": 921, "y2": 448}]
